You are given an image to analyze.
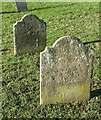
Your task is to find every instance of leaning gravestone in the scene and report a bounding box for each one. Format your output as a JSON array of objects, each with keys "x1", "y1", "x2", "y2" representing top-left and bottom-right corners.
[
  {"x1": 14, "y1": 14, "x2": 46, "y2": 55},
  {"x1": 40, "y1": 36, "x2": 94, "y2": 105}
]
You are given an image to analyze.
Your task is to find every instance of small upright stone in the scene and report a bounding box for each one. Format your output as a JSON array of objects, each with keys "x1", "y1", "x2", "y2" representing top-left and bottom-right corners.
[
  {"x1": 15, "y1": 0, "x2": 28, "y2": 12},
  {"x1": 40, "y1": 36, "x2": 94, "y2": 105},
  {"x1": 14, "y1": 14, "x2": 46, "y2": 55}
]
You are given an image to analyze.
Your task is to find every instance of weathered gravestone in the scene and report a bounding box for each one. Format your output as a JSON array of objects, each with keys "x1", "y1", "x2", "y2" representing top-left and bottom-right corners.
[
  {"x1": 40, "y1": 36, "x2": 94, "y2": 105},
  {"x1": 15, "y1": 0, "x2": 28, "y2": 12},
  {"x1": 14, "y1": 14, "x2": 46, "y2": 55}
]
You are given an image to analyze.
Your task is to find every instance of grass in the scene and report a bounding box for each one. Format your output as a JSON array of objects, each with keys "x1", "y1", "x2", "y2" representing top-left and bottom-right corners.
[{"x1": 1, "y1": 2, "x2": 101, "y2": 119}]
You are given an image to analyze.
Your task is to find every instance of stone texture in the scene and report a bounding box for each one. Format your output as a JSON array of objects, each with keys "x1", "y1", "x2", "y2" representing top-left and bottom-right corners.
[
  {"x1": 40, "y1": 36, "x2": 94, "y2": 105},
  {"x1": 15, "y1": 0, "x2": 28, "y2": 12},
  {"x1": 14, "y1": 14, "x2": 46, "y2": 55}
]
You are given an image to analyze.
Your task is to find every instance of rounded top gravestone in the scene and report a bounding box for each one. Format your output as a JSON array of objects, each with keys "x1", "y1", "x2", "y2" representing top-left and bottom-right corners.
[
  {"x1": 13, "y1": 14, "x2": 46, "y2": 55},
  {"x1": 40, "y1": 36, "x2": 94, "y2": 105}
]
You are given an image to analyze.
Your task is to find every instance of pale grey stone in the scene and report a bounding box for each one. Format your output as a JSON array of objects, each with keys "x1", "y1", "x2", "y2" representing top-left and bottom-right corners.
[
  {"x1": 40, "y1": 36, "x2": 94, "y2": 105},
  {"x1": 14, "y1": 14, "x2": 46, "y2": 55}
]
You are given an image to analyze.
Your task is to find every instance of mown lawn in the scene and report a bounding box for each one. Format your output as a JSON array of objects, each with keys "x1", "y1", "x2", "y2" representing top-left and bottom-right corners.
[{"x1": 1, "y1": 2, "x2": 101, "y2": 119}]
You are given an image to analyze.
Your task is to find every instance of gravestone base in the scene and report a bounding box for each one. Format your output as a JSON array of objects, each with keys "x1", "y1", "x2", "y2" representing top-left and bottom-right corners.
[{"x1": 40, "y1": 81, "x2": 90, "y2": 105}]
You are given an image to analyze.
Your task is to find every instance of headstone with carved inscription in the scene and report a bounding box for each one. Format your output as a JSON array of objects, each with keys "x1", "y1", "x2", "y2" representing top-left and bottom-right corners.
[
  {"x1": 13, "y1": 14, "x2": 46, "y2": 55},
  {"x1": 40, "y1": 36, "x2": 94, "y2": 105}
]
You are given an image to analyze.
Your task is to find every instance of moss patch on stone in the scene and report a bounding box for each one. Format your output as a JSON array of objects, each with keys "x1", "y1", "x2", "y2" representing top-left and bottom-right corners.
[{"x1": 41, "y1": 81, "x2": 90, "y2": 105}]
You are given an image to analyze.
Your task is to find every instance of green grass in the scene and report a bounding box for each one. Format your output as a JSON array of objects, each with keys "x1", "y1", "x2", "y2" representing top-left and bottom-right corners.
[{"x1": 1, "y1": 2, "x2": 101, "y2": 119}]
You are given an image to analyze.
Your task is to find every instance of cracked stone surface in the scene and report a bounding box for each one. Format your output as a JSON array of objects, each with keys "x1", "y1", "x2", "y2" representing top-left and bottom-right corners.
[
  {"x1": 40, "y1": 36, "x2": 94, "y2": 105},
  {"x1": 14, "y1": 14, "x2": 46, "y2": 55}
]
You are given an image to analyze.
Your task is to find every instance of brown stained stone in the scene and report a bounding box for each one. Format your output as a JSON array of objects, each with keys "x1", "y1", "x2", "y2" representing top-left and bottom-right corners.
[
  {"x1": 14, "y1": 14, "x2": 46, "y2": 55},
  {"x1": 40, "y1": 36, "x2": 94, "y2": 105}
]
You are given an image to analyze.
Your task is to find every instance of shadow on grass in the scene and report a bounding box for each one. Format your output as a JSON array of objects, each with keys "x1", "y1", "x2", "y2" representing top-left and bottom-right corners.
[
  {"x1": 0, "y1": 11, "x2": 18, "y2": 14},
  {"x1": 90, "y1": 89, "x2": 101, "y2": 98},
  {"x1": 83, "y1": 40, "x2": 101, "y2": 44},
  {"x1": 0, "y1": 5, "x2": 64, "y2": 14}
]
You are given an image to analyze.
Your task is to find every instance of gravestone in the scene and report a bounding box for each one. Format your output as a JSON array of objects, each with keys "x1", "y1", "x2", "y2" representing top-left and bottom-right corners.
[
  {"x1": 14, "y1": 14, "x2": 46, "y2": 55},
  {"x1": 15, "y1": 0, "x2": 28, "y2": 12},
  {"x1": 40, "y1": 36, "x2": 94, "y2": 105}
]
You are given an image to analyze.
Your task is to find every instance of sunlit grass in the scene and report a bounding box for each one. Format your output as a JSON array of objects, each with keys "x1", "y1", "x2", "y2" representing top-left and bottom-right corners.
[{"x1": 1, "y1": 2, "x2": 101, "y2": 119}]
